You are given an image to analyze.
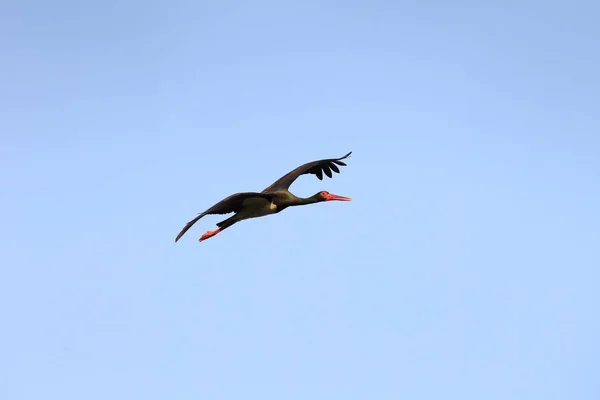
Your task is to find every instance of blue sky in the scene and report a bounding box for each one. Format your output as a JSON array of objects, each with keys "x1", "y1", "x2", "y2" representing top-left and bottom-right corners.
[{"x1": 1, "y1": 0, "x2": 599, "y2": 398}]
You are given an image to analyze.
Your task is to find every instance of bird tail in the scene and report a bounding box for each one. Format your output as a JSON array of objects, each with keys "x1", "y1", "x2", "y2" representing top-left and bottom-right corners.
[
  {"x1": 216, "y1": 215, "x2": 238, "y2": 229},
  {"x1": 174, "y1": 213, "x2": 205, "y2": 242}
]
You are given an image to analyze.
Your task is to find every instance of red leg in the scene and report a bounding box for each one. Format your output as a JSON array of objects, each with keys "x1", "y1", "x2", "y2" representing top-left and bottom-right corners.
[{"x1": 199, "y1": 228, "x2": 221, "y2": 242}]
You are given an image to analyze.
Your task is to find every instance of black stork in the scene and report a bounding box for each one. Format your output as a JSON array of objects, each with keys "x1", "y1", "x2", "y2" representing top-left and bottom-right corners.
[{"x1": 175, "y1": 151, "x2": 352, "y2": 243}]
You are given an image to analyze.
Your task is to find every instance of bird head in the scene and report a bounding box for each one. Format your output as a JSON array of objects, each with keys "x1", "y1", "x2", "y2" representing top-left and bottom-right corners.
[{"x1": 316, "y1": 190, "x2": 352, "y2": 202}]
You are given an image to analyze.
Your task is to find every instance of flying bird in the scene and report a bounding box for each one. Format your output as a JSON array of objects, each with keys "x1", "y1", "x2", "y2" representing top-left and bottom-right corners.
[{"x1": 175, "y1": 151, "x2": 353, "y2": 243}]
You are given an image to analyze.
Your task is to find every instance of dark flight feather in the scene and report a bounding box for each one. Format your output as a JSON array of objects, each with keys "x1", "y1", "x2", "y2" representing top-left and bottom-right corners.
[{"x1": 262, "y1": 151, "x2": 352, "y2": 192}]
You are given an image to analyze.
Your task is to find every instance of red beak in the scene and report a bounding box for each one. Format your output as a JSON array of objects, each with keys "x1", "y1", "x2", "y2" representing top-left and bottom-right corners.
[{"x1": 324, "y1": 193, "x2": 352, "y2": 202}]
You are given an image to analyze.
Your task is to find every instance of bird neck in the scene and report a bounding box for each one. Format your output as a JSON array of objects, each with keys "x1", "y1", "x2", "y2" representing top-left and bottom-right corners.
[{"x1": 290, "y1": 194, "x2": 321, "y2": 206}]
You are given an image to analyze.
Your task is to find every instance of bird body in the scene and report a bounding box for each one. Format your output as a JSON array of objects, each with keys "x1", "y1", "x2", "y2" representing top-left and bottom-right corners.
[
  {"x1": 175, "y1": 152, "x2": 352, "y2": 243},
  {"x1": 235, "y1": 196, "x2": 279, "y2": 219}
]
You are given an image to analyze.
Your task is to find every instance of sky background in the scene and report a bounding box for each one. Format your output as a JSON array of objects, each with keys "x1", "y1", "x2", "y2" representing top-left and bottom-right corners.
[{"x1": 1, "y1": 0, "x2": 599, "y2": 398}]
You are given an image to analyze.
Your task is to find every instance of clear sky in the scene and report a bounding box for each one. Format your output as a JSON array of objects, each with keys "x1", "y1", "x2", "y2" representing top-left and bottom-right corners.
[{"x1": 1, "y1": 0, "x2": 599, "y2": 399}]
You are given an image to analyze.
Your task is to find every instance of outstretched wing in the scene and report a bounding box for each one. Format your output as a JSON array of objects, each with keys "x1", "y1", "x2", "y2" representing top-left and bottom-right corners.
[
  {"x1": 262, "y1": 151, "x2": 352, "y2": 193},
  {"x1": 175, "y1": 192, "x2": 273, "y2": 242}
]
